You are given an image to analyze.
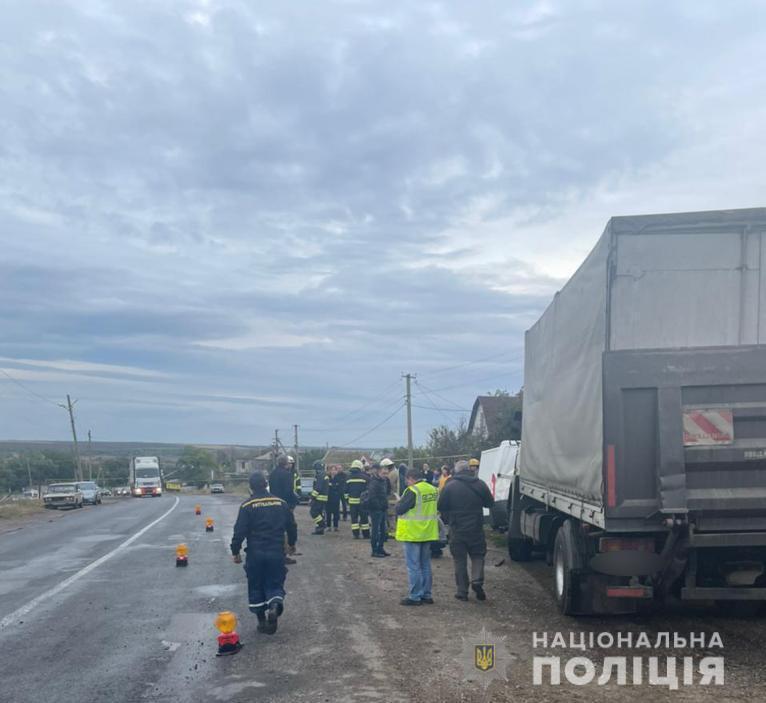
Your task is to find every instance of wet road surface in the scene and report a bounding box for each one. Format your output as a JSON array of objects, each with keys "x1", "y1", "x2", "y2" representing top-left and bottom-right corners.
[{"x1": 2, "y1": 494, "x2": 766, "y2": 702}]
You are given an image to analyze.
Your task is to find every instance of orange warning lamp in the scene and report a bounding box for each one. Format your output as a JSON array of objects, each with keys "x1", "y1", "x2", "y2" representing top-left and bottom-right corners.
[
  {"x1": 175, "y1": 543, "x2": 189, "y2": 567},
  {"x1": 194, "y1": 504, "x2": 202, "y2": 515},
  {"x1": 214, "y1": 611, "x2": 242, "y2": 656},
  {"x1": 205, "y1": 517, "x2": 214, "y2": 532}
]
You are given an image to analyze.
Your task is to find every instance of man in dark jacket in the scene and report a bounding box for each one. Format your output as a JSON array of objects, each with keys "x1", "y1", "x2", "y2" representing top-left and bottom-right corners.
[
  {"x1": 231, "y1": 472, "x2": 298, "y2": 634},
  {"x1": 269, "y1": 455, "x2": 298, "y2": 508},
  {"x1": 368, "y1": 463, "x2": 391, "y2": 557},
  {"x1": 326, "y1": 465, "x2": 342, "y2": 531},
  {"x1": 437, "y1": 460, "x2": 494, "y2": 601},
  {"x1": 335, "y1": 466, "x2": 349, "y2": 521}
]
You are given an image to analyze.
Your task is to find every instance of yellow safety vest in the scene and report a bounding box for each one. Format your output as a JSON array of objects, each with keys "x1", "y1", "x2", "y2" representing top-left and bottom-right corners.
[{"x1": 395, "y1": 481, "x2": 439, "y2": 542}]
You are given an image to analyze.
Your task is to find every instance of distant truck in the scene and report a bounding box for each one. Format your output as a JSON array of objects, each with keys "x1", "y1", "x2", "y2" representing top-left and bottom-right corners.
[
  {"x1": 508, "y1": 208, "x2": 766, "y2": 614},
  {"x1": 129, "y1": 456, "x2": 163, "y2": 497}
]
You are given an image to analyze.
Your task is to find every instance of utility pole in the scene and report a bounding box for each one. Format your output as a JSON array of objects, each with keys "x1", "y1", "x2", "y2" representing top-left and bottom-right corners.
[
  {"x1": 61, "y1": 394, "x2": 83, "y2": 482},
  {"x1": 293, "y1": 424, "x2": 300, "y2": 474},
  {"x1": 272, "y1": 429, "x2": 280, "y2": 465},
  {"x1": 403, "y1": 373, "x2": 415, "y2": 470},
  {"x1": 25, "y1": 454, "x2": 32, "y2": 491},
  {"x1": 87, "y1": 430, "x2": 93, "y2": 480}
]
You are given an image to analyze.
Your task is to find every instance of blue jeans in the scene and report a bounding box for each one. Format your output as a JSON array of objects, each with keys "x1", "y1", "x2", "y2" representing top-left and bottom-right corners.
[
  {"x1": 370, "y1": 509, "x2": 386, "y2": 554},
  {"x1": 403, "y1": 541, "x2": 432, "y2": 602}
]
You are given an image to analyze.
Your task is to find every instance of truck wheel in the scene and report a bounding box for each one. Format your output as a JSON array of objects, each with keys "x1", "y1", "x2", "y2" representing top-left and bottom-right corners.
[{"x1": 553, "y1": 521, "x2": 577, "y2": 615}]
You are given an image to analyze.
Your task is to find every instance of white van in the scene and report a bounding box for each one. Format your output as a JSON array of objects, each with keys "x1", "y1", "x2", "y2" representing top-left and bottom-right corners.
[{"x1": 478, "y1": 441, "x2": 520, "y2": 530}]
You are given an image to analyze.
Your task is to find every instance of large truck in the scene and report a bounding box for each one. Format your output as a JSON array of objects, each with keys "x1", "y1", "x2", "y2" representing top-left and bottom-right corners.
[
  {"x1": 508, "y1": 207, "x2": 766, "y2": 614},
  {"x1": 129, "y1": 456, "x2": 163, "y2": 497}
]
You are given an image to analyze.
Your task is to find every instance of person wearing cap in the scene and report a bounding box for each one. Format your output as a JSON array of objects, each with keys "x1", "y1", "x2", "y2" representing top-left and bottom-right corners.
[
  {"x1": 468, "y1": 457, "x2": 480, "y2": 473},
  {"x1": 380, "y1": 457, "x2": 397, "y2": 538},
  {"x1": 231, "y1": 471, "x2": 297, "y2": 634},
  {"x1": 437, "y1": 459, "x2": 494, "y2": 602},
  {"x1": 395, "y1": 467, "x2": 439, "y2": 605},
  {"x1": 345, "y1": 459, "x2": 370, "y2": 539}
]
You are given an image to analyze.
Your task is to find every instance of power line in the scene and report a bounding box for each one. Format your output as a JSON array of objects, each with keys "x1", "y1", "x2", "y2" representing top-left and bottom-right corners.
[
  {"x1": 339, "y1": 403, "x2": 405, "y2": 448},
  {"x1": 418, "y1": 350, "x2": 515, "y2": 379},
  {"x1": 414, "y1": 380, "x2": 469, "y2": 412},
  {"x1": 0, "y1": 368, "x2": 60, "y2": 408}
]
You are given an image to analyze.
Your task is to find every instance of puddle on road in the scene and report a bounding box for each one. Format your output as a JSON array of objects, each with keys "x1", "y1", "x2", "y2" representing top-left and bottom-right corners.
[
  {"x1": 74, "y1": 533, "x2": 122, "y2": 543},
  {"x1": 194, "y1": 584, "x2": 239, "y2": 597},
  {"x1": 208, "y1": 680, "x2": 265, "y2": 700}
]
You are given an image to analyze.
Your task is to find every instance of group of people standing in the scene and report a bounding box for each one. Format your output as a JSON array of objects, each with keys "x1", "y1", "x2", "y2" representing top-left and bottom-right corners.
[{"x1": 229, "y1": 453, "x2": 495, "y2": 634}]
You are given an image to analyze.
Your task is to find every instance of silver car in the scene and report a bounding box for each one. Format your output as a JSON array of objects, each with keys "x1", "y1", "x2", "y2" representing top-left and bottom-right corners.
[
  {"x1": 43, "y1": 483, "x2": 83, "y2": 510},
  {"x1": 76, "y1": 481, "x2": 102, "y2": 505}
]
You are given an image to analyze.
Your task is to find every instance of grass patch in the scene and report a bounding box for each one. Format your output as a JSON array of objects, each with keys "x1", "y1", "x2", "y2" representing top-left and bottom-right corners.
[{"x1": 0, "y1": 501, "x2": 46, "y2": 520}]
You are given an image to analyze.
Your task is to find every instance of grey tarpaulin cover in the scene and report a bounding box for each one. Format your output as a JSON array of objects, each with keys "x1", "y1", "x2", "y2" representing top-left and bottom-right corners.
[{"x1": 520, "y1": 207, "x2": 766, "y2": 505}]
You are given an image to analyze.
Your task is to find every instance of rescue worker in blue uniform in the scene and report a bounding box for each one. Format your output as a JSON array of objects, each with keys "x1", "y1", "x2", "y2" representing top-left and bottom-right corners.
[
  {"x1": 345, "y1": 459, "x2": 370, "y2": 539},
  {"x1": 309, "y1": 460, "x2": 330, "y2": 535},
  {"x1": 231, "y1": 471, "x2": 297, "y2": 634}
]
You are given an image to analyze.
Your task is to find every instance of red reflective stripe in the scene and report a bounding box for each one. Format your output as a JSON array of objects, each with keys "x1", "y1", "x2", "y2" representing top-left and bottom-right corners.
[
  {"x1": 607, "y1": 587, "x2": 650, "y2": 598},
  {"x1": 689, "y1": 411, "x2": 724, "y2": 439},
  {"x1": 606, "y1": 445, "x2": 616, "y2": 508},
  {"x1": 490, "y1": 474, "x2": 496, "y2": 499}
]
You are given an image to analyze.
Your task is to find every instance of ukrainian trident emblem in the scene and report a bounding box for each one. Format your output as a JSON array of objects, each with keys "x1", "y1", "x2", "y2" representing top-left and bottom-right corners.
[
  {"x1": 460, "y1": 627, "x2": 511, "y2": 687},
  {"x1": 475, "y1": 643, "x2": 495, "y2": 671}
]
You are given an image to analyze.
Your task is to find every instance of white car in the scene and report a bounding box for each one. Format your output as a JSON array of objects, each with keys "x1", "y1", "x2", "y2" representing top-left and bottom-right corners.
[{"x1": 43, "y1": 483, "x2": 84, "y2": 510}]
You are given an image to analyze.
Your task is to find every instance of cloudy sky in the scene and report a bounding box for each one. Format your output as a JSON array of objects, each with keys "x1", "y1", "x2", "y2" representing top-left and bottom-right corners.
[{"x1": 1, "y1": 0, "x2": 765, "y2": 448}]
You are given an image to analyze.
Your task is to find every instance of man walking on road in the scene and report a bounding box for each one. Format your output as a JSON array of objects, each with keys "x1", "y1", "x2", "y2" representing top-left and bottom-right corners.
[
  {"x1": 231, "y1": 472, "x2": 298, "y2": 634},
  {"x1": 437, "y1": 460, "x2": 494, "y2": 602},
  {"x1": 368, "y1": 462, "x2": 390, "y2": 558},
  {"x1": 395, "y1": 467, "x2": 439, "y2": 605}
]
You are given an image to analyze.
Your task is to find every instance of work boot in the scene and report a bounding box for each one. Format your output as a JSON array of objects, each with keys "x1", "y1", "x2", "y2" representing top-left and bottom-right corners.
[
  {"x1": 256, "y1": 612, "x2": 268, "y2": 634},
  {"x1": 333, "y1": 526, "x2": 339, "y2": 532},
  {"x1": 380, "y1": 550, "x2": 391, "y2": 557},
  {"x1": 264, "y1": 602, "x2": 279, "y2": 634},
  {"x1": 285, "y1": 556, "x2": 297, "y2": 565},
  {"x1": 371, "y1": 552, "x2": 385, "y2": 558},
  {"x1": 312, "y1": 528, "x2": 325, "y2": 535},
  {"x1": 472, "y1": 585, "x2": 487, "y2": 601}
]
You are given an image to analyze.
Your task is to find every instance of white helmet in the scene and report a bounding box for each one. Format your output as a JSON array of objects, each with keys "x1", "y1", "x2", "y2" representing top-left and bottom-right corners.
[
  {"x1": 380, "y1": 458, "x2": 394, "y2": 468},
  {"x1": 287, "y1": 455, "x2": 295, "y2": 464}
]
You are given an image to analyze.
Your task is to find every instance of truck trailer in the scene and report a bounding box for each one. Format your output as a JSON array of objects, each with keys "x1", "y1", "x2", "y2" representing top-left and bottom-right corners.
[{"x1": 508, "y1": 207, "x2": 766, "y2": 614}]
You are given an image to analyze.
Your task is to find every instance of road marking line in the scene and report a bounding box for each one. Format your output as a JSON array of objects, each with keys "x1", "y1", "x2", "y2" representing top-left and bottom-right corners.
[{"x1": 0, "y1": 496, "x2": 180, "y2": 631}]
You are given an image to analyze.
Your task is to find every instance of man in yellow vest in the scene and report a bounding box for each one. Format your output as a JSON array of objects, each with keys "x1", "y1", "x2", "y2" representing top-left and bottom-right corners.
[{"x1": 395, "y1": 467, "x2": 439, "y2": 606}]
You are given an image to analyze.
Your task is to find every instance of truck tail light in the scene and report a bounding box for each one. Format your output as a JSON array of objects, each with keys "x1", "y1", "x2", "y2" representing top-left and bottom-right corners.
[{"x1": 599, "y1": 537, "x2": 655, "y2": 553}]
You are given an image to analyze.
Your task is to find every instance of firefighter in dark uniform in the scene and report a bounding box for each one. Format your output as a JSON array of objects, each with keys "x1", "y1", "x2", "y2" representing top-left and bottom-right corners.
[
  {"x1": 345, "y1": 459, "x2": 370, "y2": 539},
  {"x1": 231, "y1": 471, "x2": 297, "y2": 634},
  {"x1": 309, "y1": 460, "x2": 330, "y2": 535},
  {"x1": 326, "y1": 464, "x2": 342, "y2": 531}
]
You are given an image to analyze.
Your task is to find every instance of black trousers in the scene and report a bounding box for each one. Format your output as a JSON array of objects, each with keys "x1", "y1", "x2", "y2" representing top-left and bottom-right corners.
[
  {"x1": 246, "y1": 552, "x2": 287, "y2": 615},
  {"x1": 310, "y1": 500, "x2": 327, "y2": 531},
  {"x1": 449, "y1": 536, "x2": 487, "y2": 597},
  {"x1": 349, "y1": 503, "x2": 370, "y2": 538},
  {"x1": 326, "y1": 494, "x2": 340, "y2": 528}
]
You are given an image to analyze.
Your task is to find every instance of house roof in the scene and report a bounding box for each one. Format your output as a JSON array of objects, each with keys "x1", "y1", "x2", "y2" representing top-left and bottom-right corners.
[
  {"x1": 322, "y1": 448, "x2": 381, "y2": 467},
  {"x1": 468, "y1": 395, "x2": 515, "y2": 437}
]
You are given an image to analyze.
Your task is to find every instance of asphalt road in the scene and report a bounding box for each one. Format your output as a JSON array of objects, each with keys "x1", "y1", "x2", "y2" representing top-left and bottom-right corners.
[{"x1": 2, "y1": 495, "x2": 766, "y2": 702}]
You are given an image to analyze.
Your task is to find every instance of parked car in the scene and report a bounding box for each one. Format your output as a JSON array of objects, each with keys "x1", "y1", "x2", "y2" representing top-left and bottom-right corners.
[
  {"x1": 76, "y1": 481, "x2": 102, "y2": 505},
  {"x1": 99, "y1": 488, "x2": 113, "y2": 497},
  {"x1": 43, "y1": 483, "x2": 83, "y2": 510},
  {"x1": 297, "y1": 476, "x2": 314, "y2": 504},
  {"x1": 22, "y1": 488, "x2": 39, "y2": 499},
  {"x1": 210, "y1": 483, "x2": 225, "y2": 494}
]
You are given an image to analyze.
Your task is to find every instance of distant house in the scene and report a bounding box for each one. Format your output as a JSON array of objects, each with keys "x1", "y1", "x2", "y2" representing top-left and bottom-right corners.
[
  {"x1": 468, "y1": 395, "x2": 518, "y2": 440},
  {"x1": 322, "y1": 448, "x2": 381, "y2": 468}
]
